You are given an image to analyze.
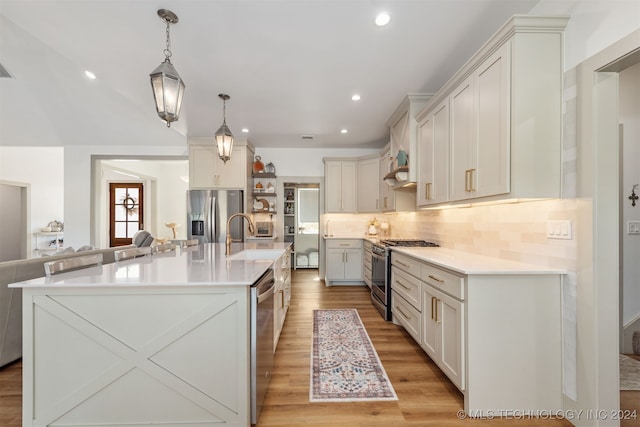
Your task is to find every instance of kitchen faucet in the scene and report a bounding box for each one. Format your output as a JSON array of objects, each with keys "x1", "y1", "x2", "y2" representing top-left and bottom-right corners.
[{"x1": 226, "y1": 213, "x2": 255, "y2": 255}]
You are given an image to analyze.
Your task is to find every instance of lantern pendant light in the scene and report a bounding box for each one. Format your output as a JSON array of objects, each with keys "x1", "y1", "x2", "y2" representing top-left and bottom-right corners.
[
  {"x1": 150, "y1": 9, "x2": 185, "y2": 127},
  {"x1": 215, "y1": 94, "x2": 234, "y2": 163}
]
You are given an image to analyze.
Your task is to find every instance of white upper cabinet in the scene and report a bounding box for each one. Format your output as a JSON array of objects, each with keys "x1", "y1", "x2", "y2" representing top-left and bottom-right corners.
[
  {"x1": 417, "y1": 99, "x2": 450, "y2": 207},
  {"x1": 449, "y1": 43, "x2": 510, "y2": 202},
  {"x1": 188, "y1": 138, "x2": 253, "y2": 190},
  {"x1": 416, "y1": 16, "x2": 568, "y2": 205},
  {"x1": 357, "y1": 156, "x2": 380, "y2": 213},
  {"x1": 324, "y1": 159, "x2": 357, "y2": 213},
  {"x1": 449, "y1": 76, "x2": 477, "y2": 201}
]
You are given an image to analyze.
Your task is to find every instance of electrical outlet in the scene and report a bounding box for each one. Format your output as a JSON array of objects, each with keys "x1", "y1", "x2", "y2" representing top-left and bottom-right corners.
[
  {"x1": 546, "y1": 220, "x2": 572, "y2": 240},
  {"x1": 628, "y1": 221, "x2": 640, "y2": 235}
]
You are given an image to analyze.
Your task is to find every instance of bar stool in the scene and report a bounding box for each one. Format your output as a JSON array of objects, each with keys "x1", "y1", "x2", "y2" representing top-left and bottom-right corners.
[
  {"x1": 44, "y1": 253, "x2": 104, "y2": 276},
  {"x1": 152, "y1": 242, "x2": 177, "y2": 254},
  {"x1": 114, "y1": 246, "x2": 151, "y2": 261}
]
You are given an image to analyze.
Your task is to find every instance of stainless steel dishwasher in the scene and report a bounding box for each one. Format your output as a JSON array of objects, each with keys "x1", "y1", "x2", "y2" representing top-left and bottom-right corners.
[{"x1": 251, "y1": 268, "x2": 275, "y2": 425}]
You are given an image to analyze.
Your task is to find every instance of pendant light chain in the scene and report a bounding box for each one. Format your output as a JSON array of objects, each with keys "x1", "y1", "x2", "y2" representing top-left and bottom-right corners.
[
  {"x1": 222, "y1": 97, "x2": 227, "y2": 124},
  {"x1": 163, "y1": 19, "x2": 172, "y2": 60}
]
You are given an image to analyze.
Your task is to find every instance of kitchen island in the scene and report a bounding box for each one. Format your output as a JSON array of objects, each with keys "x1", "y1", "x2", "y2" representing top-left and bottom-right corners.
[{"x1": 10, "y1": 242, "x2": 290, "y2": 427}]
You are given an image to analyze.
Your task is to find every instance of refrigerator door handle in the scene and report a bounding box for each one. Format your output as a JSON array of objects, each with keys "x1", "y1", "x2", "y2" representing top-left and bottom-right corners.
[{"x1": 205, "y1": 195, "x2": 214, "y2": 242}]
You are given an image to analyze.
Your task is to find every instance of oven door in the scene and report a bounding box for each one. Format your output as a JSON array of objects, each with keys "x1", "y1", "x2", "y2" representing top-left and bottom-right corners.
[{"x1": 371, "y1": 248, "x2": 390, "y2": 320}]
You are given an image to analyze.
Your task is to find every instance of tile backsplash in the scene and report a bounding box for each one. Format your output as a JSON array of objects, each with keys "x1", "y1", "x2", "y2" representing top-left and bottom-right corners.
[
  {"x1": 390, "y1": 198, "x2": 577, "y2": 269},
  {"x1": 324, "y1": 198, "x2": 577, "y2": 270}
]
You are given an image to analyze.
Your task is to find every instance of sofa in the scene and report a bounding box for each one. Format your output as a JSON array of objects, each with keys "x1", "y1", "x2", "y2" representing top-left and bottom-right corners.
[{"x1": 0, "y1": 245, "x2": 134, "y2": 367}]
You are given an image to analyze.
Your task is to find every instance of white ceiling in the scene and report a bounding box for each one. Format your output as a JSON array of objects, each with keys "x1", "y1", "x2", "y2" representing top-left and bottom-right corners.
[{"x1": 0, "y1": 0, "x2": 540, "y2": 149}]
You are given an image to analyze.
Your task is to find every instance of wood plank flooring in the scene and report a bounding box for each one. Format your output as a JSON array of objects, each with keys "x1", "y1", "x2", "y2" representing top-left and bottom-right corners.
[
  {"x1": 260, "y1": 269, "x2": 574, "y2": 426},
  {"x1": 1, "y1": 269, "x2": 637, "y2": 426}
]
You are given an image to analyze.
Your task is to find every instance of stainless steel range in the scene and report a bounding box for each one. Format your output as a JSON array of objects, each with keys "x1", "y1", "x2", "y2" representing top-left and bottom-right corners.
[{"x1": 371, "y1": 239, "x2": 439, "y2": 320}]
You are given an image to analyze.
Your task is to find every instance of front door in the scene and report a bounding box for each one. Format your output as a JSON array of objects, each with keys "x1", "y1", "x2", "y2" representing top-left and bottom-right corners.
[{"x1": 109, "y1": 183, "x2": 143, "y2": 247}]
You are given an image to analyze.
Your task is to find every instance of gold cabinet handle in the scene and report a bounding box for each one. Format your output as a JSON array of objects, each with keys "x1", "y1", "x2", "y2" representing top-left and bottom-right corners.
[
  {"x1": 396, "y1": 261, "x2": 410, "y2": 268},
  {"x1": 395, "y1": 280, "x2": 410, "y2": 290},
  {"x1": 425, "y1": 182, "x2": 432, "y2": 200},
  {"x1": 464, "y1": 169, "x2": 470, "y2": 192},
  {"x1": 431, "y1": 296, "x2": 436, "y2": 320},
  {"x1": 395, "y1": 306, "x2": 411, "y2": 320},
  {"x1": 427, "y1": 274, "x2": 444, "y2": 283},
  {"x1": 469, "y1": 168, "x2": 476, "y2": 191}
]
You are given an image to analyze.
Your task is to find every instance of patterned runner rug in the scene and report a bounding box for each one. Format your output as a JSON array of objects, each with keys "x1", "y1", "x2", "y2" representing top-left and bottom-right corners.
[
  {"x1": 310, "y1": 309, "x2": 397, "y2": 402},
  {"x1": 620, "y1": 354, "x2": 640, "y2": 390}
]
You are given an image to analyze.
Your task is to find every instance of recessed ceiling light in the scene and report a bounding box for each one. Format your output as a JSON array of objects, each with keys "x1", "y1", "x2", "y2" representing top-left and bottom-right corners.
[
  {"x1": 340, "y1": 129, "x2": 348, "y2": 134},
  {"x1": 351, "y1": 94, "x2": 361, "y2": 101},
  {"x1": 84, "y1": 70, "x2": 96, "y2": 80},
  {"x1": 242, "y1": 128, "x2": 249, "y2": 133},
  {"x1": 375, "y1": 12, "x2": 391, "y2": 27}
]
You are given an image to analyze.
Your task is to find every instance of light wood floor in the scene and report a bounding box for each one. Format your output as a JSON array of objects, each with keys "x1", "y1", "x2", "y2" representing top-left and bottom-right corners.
[{"x1": 1, "y1": 269, "x2": 637, "y2": 426}]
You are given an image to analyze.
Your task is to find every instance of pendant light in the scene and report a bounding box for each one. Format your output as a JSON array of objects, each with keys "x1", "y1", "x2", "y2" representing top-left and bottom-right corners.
[
  {"x1": 150, "y1": 9, "x2": 185, "y2": 127},
  {"x1": 215, "y1": 94, "x2": 234, "y2": 163}
]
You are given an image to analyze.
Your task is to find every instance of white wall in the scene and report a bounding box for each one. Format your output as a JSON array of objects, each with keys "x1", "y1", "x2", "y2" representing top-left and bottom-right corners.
[
  {"x1": 254, "y1": 147, "x2": 380, "y2": 177},
  {"x1": 620, "y1": 63, "x2": 640, "y2": 329},
  {"x1": 530, "y1": 0, "x2": 640, "y2": 71},
  {"x1": 99, "y1": 160, "x2": 189, "y2": 247},
  {"x1": 64, "y1": 145, "x2": 188, "y2": 249},
  {"x1": 531, "y1": 0, "x2": 640, "y2": 423},
  {"x1": 0, "y1": 147, "x2": 64, "y2": 256}
]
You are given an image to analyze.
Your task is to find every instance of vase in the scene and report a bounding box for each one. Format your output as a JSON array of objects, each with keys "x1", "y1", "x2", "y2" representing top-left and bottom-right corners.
[{"x1": 253, "y1": 156, "x2": 264, "y2": 174}]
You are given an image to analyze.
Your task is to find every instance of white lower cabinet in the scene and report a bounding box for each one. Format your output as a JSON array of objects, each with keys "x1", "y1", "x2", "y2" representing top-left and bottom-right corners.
[
  {"x1": 421, "y1": 282, "x2": 464, "y2": 390},
  {"x1": 363, "y1": 240, "x2": 373, "y2": 288},
  {"x1": 324, "y1": 239, "x2": 363, "y2": 285},
  {"x1": 391, "y1": 249, "x2": 562, "y2": 414},
  {"x1": 392, "y1": 252, "x2": 464, "y2": 390},
  {"x1": 274, "y1": 248, "x2": 291, "y2": 350}
]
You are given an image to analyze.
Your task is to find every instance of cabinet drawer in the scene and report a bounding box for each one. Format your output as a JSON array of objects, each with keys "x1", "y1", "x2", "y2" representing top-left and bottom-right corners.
[
  {"x1": 392, "y1": 291, "x2": 421, "y2": 343},
  {"x1": 326, "y1": 239, "x2": 362, "y2": 249},
  {"x1": 391, "y1": 252, "x2": 422, "y2": 278},
  {"x1": 421, "y1": 264, "x2": 465, "y2": 300},
  {"x1": 391, "y1": 266, "x2": 421, "y2": 310}
]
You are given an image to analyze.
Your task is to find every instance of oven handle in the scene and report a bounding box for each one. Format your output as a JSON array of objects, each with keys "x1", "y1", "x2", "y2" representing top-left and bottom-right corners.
[{"x1": 372, "y1": 252, "x2": 386, "y2": 262}]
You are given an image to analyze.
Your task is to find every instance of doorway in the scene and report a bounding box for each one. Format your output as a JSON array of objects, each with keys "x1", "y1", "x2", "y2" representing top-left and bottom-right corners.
[
  {"x1": 0, "y1": 182, "x2": 28, "y2": 261},
  {"x1": 283, "y1": 183, "x2": 319, "y2": 270},
  {"x1": 109, "y1": 183, "x2": 144, "y2": 247},
  {"x1": 575, "y1": 33, "x2": 640, "y2": 421}
]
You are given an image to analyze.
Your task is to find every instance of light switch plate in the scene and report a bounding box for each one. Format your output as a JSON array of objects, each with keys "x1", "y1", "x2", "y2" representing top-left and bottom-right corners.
[
  {"x1": 547, "y1": 220, "x2": 572, "y2": 240},
  {"x1": 628, "y1": 221, "x2": 640, "y2": 235}
]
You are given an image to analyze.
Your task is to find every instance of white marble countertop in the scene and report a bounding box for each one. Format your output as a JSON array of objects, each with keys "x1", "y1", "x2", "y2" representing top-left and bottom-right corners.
[
  {"x1": 10, "y1": 243, "x2": 290, "y2": 289},
  {"x1": 391, "y1": 247, "x2": 566, "y2": 275}
]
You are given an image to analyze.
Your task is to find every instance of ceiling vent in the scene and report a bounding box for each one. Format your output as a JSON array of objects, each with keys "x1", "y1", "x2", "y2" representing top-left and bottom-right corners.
[
  {"x1": 300, "y1": 135, "x2": 314, "y2": 141},
  {"x1": 0, "y1": 62, "x2": 13, "y2": 78}
]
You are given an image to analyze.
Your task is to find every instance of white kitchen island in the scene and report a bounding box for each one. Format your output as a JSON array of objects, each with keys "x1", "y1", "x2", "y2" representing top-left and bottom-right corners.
[{"x1": 10, "y1": 242, "x2": 290, "y2": 427}]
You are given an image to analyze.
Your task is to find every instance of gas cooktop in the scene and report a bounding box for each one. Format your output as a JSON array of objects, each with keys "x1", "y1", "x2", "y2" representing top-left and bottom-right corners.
[{"x1": 377, "y1": 239, "x2": 439, "y2": 247}]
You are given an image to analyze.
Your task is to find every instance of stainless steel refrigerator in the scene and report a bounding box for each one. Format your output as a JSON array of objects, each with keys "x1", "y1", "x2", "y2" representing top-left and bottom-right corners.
[{"x1": 187, "y1": 190, "x2": 244, "y2": 244}]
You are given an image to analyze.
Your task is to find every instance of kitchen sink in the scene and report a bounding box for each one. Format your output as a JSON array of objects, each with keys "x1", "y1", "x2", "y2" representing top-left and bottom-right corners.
[{"x1": 226, "y1": 249, "x2": 284, "y2": 261}]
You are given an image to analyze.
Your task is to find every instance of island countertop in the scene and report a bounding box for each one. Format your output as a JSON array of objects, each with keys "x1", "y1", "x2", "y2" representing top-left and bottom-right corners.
[{"x1": 10, "y1": 242, "x2": 290, "y2": 288}]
